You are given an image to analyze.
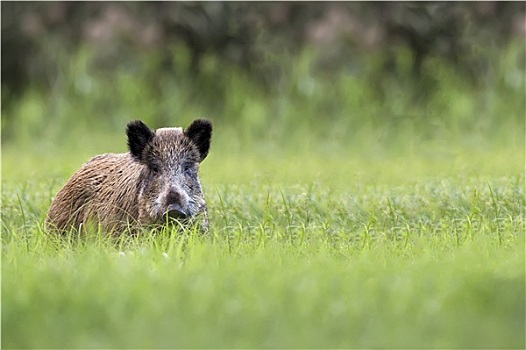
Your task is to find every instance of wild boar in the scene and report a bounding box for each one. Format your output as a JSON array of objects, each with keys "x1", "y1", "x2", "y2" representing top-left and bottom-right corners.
[{"x1": 46, "y1": 118, "x2": 212, "y2": 234}]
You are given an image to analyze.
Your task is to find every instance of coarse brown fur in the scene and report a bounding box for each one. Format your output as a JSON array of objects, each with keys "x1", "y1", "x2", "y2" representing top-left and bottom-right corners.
[{"x1": 46, "y1": 119, "x2": 212, "y2": 234}]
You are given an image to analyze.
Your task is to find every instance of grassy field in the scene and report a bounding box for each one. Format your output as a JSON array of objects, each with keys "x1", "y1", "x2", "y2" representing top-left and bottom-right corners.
[
  {"x1": 2, "y1": 147, "x2": 524, "y2": 348},
  {"x1": 2, "y1": 46, "x2": 525, "y2": 348}
]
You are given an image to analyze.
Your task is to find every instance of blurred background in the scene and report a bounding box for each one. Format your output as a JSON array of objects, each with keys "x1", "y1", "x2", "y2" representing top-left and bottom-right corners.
[{"x1": 2, "y1": 2, "x2": 525, "y2": 166}]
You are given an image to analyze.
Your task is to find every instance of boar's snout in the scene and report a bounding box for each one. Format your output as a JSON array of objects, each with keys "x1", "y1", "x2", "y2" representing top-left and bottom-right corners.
[
  {"x1": 166, "y1": 203, "x2": 189, "y2": 220},
  {"x1": 163, "y1": 188, "x2": 190, "y2": 221}
]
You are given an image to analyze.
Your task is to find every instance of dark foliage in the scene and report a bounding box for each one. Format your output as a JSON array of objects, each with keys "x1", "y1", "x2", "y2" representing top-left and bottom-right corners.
[{"x1": 2, "y1": 2, "x2": 525, "y2": 110}]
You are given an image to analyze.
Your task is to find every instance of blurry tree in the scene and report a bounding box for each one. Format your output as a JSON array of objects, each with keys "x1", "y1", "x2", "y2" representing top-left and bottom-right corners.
[{"x1": 2, "y1": 1, "x2": 525, "y2": 111}]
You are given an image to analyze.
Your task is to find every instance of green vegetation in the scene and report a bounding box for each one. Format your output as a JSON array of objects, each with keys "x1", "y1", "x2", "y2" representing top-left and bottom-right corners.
[{"x1": 2, "y1": 44, "x2": 525, "y2": 348}]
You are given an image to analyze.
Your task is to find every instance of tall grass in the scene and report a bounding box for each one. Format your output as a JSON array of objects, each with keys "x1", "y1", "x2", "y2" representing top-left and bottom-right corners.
[
  {"x1": 2, "y1": 41, "x2": 524, "y2": 152},
  {"x1": 2, "y1": 43, "x2": 525, "y2": 348},
  {"x1": 2, "y1": 175, "x2": 524, "y2": 348}
]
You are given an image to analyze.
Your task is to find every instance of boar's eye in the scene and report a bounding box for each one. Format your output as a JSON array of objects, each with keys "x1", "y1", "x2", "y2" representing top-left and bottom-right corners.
[
  {"x1": 183, "y1": 161, "x2": 197, "y2": 175},
  {"x1": 149, "y1": 163, "x2": 161, "y2": 174}
]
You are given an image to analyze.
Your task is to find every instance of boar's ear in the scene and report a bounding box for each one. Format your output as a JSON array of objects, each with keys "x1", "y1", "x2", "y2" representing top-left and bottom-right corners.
[
  {"x1": 184, "y1": 119, "x2": 213, "y2": 162},
  {"x1": 126, "y1": 120, "x2": 155, "y2": 161}
]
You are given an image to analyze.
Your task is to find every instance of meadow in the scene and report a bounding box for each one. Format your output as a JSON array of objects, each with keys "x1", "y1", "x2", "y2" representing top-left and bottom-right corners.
[{"x1": 2, "y1": 45, "x2": 525, "y2": 348}]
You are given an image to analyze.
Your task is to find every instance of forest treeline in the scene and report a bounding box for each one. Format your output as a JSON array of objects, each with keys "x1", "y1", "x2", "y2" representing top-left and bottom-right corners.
[{"x1": 3, "y1": 2, "x2": 525, "y2": 98}]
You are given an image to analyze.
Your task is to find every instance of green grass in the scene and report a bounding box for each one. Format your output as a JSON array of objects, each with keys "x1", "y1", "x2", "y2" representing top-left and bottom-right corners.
[
  {"x1": 2, "y1": 44, "x2": 525, "y2": 348},
  {"x1": 2, "y1": 151, "x2": 524, "y2": 348}
]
